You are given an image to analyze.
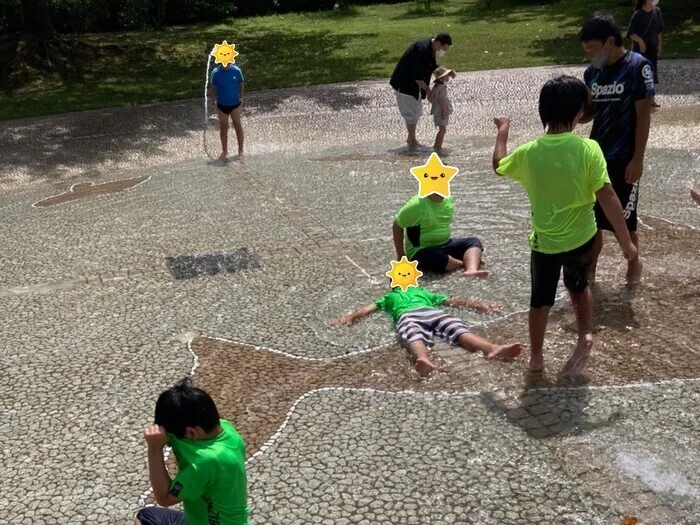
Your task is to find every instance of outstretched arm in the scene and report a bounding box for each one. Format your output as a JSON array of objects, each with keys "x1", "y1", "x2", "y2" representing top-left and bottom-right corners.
[
  {"x1": 445, "y1": 297, "x2": 502, "y2": 313},
  {"x1": 330, "y1": 304, "x2": 379, "y2": 326},
  {"x1": 492, "y1": 117, "x2": 510, "y2": 173}
]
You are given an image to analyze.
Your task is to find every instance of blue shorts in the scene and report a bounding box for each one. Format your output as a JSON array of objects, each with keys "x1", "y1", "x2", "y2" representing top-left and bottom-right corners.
[
  {"x1": 136, "y1": 507, "x2": 185, "y2": 525},
  {"x1": 412, "y1": 237, "x2": 483, "y2": 273}
]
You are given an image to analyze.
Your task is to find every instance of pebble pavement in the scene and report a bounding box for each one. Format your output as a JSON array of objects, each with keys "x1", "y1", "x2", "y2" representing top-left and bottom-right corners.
[{"x1": 0, "y1": 61, "x2": 698, "y2": 525}]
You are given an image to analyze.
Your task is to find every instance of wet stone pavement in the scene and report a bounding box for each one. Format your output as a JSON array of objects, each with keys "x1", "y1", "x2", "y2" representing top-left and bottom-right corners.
[{"x1": 0, "y1": 61, "x2": 699, "y2": 525}]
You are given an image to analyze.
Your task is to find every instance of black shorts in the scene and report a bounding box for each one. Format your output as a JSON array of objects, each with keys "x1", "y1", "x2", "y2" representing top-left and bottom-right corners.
[
  {"x1": 594, "y1": 159, "x2": 638, "y2": 233},
  {"x1": 217, "y1": 102, "x2": 241, "y2": 114},
  {"x1": 136, "y1": 507, "x2": 185, "y2": 525},
  {"x1": 412, "y1": 237, "x2": 483, "y2": 273},
  {"x1": 530, "y1": 235, "x2": 595, "y2": 309}
]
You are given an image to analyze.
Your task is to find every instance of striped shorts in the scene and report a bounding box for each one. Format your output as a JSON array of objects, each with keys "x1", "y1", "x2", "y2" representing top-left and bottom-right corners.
[{"x1": 395, "y1": 308, "x2": 469, "y2": 347}]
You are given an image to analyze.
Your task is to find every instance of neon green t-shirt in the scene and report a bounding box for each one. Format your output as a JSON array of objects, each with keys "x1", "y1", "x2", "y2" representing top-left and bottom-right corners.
[
  {"x1": 496, "y1": 133, "x2": 610, "y2": 254},
  {"x1": 395, "y1": 195, "x2": 454, "y2": 259},
  {"x1": 168, "y1": 419, "x2": 248, "y2": 525},
  {"x1": 375, "y1": 286, "x2": 447, "y2": 323}
]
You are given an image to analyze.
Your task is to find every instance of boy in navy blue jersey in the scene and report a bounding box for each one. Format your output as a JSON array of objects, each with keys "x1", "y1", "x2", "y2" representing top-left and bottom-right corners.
[
  {"x1": 579, "y1": 11, "x2": 654, "y2": 285},
  {"x1": 209, "y1": 63, "x2": 245, "y2": 160}
]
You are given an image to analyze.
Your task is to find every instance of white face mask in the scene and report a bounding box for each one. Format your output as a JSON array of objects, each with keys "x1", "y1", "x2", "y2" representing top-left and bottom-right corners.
[{"x1": 436, "y1": 48, "x2": 446, "y2": 58}]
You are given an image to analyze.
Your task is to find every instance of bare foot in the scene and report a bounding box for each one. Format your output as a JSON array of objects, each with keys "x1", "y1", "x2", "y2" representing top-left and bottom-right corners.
[
  {"x1": 462, "y1": 269, "x2": 490, "y2": 278},
  {"x1": 626, "y1": 258, "x2": 643, "y2": 285},
  {"x1": 237, "y1": 148, "x2": 244, "y2": 157},
  {"x1": 219, "y1": 151, "x2": 228, "y2": 161},
  {"x1": 485, "y1": 343, "x2": 523, "y2": 361},
  {"x1": 560, "y1": 334, "x2": 593, "y2": 377},
  {"x1": 529, "y1": 353, "x2": 544, "y2": 372},
  {"x1": 414, "y1": 356, "x2": 436, "y2": 376},
  {"x1": 691, "y1": 189, "x2": 700, "y2": 206}
]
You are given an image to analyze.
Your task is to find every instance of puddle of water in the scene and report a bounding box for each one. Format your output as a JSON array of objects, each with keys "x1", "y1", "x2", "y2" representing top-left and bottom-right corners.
[{"x1": 615, "y1": 451, "x2": 700, "y2": 499}]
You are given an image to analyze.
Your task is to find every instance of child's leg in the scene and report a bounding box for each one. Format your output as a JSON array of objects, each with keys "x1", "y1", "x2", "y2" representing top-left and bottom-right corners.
[
  {"x1": 560, "y1": 287, "x2": 594, "y2": 377},
  {"x1": 529, "y1": 249, "x2": 562, "y2": 372},
  {"x1": 218, "y1": 108, "x2": 230, "y2": 159},
  {"x1": 588, "y1": 229, "x2": 604, "y2": 284},
  {"x1": 230, "y1": 106, "x2": 244, "y2": 156},
  {"x1": 434, "y1": 125, "x2": 446, "y2": 152},
  {"x1": 405, "y1": 340, "x2": 436, "y2": 376},
  {"x1": 560, "y1": 244, "x2": 596, "y2": 377},
  {"x1": 455, "y1": 332, "x2": 523, "y2": 360},
  {"x1": 406, "y1": 123, "x2": 418, "y2": 149},
  {"x1": 528, "y1": 307, "x2": 549, "y2": 372}
]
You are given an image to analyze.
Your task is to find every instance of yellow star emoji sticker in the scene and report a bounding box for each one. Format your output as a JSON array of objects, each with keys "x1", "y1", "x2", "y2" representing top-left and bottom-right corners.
[
  {"x1": 410, "y1": 152, "x2": 459, "y2": 199},
  {"x1": 211, "y1": 40, "x2": 239, "y2": 67},
  {"x1": 386, "y1": 256, "x2": 423, "y2": 292}
]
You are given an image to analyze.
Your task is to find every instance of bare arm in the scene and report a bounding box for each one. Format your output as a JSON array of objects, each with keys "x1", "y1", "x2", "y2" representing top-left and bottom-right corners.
[
  {"x1": 330, "y1": 304, "x2": 379, "y2": 326},
  {"x1": 444, "y1": 296, "x2": 501, "y2": 313},
  {"x1": 625, "y1": 97, "x2": 651, "y2": 183},
  {"x1": 438, "y1": 89, "x2": 448, "y2": 117},
  {"x1": 629, "y1": 33, "x2": 646, "y2": 52},
  {"x1": 392, "y1": 220, "x2": 405, "y2": 259},
  {"x1": 492, "y1": 117, "x2": 510, "y2": 173},
  {"x1": 145, "y1": 426, "x2": 182, "y2": 508},
  {"x1": 595, "y1": 184, "x2": 637, "y2": 260},
  {"x1": 239, "y1": 82, "x2": 245, "y2": 99}
]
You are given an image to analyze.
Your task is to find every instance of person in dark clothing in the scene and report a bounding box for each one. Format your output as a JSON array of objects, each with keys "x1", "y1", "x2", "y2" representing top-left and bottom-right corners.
[
  {"x1": 390, "y1": 33, "x2": 452, "y2": 151},
  {"x1": 627, "y1": 0, "x2": 664, "y2": 108},
  {"x1": 579, "y1": 11, "x2": 654, "y2": 285}
]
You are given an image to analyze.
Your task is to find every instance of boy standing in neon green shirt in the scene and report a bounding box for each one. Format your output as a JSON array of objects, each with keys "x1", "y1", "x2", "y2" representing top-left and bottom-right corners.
[
  {"x1": 492, "y1": 75, "x2": 637, "y2": 378},
  {"x1": 331, "y1": 285, "x2": 523, "y2": 376},
  {"x1": 135, "y1": 381, "x2": 248, "y2": 525}
]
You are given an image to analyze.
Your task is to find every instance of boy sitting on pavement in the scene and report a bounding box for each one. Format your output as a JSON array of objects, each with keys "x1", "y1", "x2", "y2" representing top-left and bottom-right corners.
[
  {"x1": 392, "y1": 153, "x2": 489, "y2": 278},
  {"x1": 331, "y1": 257, "x2": 523, "y2": 376},
  {"x1": 135, "y1": 381, "x2": 249, "y2": 525},
  {"x1": 492, "y1": 75, "x2": 637, "y2": 378}
]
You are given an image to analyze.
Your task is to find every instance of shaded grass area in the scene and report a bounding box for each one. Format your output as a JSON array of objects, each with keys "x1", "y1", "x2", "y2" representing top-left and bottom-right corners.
[{"x1": 1, "y1": 0, "x2": 697, "y2": 121}]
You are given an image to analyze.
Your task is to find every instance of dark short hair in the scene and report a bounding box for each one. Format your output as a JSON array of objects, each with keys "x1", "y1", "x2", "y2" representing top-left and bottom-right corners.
[
  {"x1": 154, "y1": 380, "x2": 220, "y2": 438},
  {"x1": 538, "y1": 75, "x2": 589, "y2": 129},
  {"x1": 436, "y1": 33, "x2": 452, "y2": 46},
  {"x1": 578, "y1": 11, "x2": 623, "y2": 46},
  {"x1": 635, "y1": 0, "x2": 645, "y2": 10}
]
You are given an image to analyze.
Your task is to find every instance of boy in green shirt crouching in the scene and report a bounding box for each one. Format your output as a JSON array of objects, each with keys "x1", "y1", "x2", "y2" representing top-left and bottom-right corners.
[
  {"x1": 492, "y1": 75, "x2": 637, "y2": 378},
  {"x1": 331, "y1": 285, "x2": 523, "y2": 376},
  {"x1": 135, "y1": 381, "x2": 248, "y2": 525}
]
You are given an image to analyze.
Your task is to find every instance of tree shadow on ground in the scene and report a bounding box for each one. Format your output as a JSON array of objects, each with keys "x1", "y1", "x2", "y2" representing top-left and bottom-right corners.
[{"x1": 0, "y1": 29, "x2": 381, "y2": 182}]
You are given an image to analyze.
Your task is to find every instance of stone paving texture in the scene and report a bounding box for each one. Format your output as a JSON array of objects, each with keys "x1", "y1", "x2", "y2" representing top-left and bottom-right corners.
[{"x1": 0, "y1": 60, "x2": 699, "y2": 525}]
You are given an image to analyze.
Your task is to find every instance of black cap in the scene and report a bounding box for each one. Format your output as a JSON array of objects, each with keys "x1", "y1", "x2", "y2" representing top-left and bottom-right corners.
[{"x1": 436, "y1": 33, "x2": 452, "y2": 46}]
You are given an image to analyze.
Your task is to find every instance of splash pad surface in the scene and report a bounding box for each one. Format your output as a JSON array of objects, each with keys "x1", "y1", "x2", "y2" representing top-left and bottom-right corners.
[{"x1": 0, "y1": 62, "x2": 698, "y2": 524}]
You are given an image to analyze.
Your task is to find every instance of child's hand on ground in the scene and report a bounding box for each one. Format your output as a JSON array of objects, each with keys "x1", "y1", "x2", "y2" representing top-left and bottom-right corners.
[
  {"x1": 330, "y1": 315, "x2": 353, "y2": 326},
  {"x1": 493, "y1": 116, "x2": 511, "y2": 132},
  {"x1": 144, "y1": 424, "x2": 169, "y2": 449}
]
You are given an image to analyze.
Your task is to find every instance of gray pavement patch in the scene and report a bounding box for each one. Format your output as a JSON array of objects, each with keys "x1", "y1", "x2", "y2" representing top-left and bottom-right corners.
[{"x1": 165, "y1": 248, "x2": 261, "y2": 280}]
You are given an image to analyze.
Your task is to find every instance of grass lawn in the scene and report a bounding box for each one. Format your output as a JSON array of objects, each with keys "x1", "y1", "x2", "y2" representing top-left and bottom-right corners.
[{"x1": 1, "y1": 0, "x2": 698, "y2": 120}]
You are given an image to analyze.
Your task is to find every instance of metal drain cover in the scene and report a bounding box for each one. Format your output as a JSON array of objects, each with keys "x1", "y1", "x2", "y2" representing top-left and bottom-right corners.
[{"x1": 165, "y1": 248, "x2": 261, "y2": 280}]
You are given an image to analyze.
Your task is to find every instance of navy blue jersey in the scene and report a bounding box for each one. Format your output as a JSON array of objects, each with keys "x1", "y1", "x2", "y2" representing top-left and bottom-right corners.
[{"x1": 584, "y1": 51, "x2": 655, "y2": 161}]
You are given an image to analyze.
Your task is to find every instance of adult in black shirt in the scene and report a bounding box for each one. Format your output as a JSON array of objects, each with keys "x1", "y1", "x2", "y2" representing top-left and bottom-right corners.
[
  {"x1": 627, "y1": 0, "x2": 664, "y2": 107},
  {"x1": 390, "y1": 33, "x2": 452, "y2": 150}
]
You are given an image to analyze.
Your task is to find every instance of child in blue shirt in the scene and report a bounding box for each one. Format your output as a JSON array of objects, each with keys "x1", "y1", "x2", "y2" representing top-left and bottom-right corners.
[{"x1": 209, "y1": 63, "x2": 245, "y2": 160}]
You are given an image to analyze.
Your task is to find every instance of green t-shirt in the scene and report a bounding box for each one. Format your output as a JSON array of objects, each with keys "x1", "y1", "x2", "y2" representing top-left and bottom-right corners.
[
  {"x1": 375, "y1": 286, "x2": 447, "y2": 323},
  {"x1": 168, "y1": 419, "x2": 248, "y2": 525},
  {"x1": 395, "y1": 195, "x2": 454, "y2": 259},
  {"x1": 496, "y1": 133, "x2": 610, "y2": 254}
]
